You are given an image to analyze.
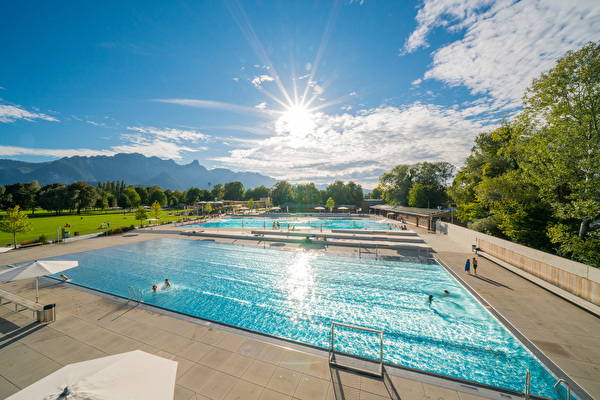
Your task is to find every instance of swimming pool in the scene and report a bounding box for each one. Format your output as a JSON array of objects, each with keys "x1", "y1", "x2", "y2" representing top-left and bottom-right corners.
[
  {"x1": 188, "y1": 217, "x2": 399, "y2": 230},
  {"x1": 48, "y1": 238, "x2": 565, "y2": 398}
]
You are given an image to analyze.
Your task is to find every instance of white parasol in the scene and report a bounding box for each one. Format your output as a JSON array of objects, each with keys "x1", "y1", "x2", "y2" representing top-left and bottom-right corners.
[
  {"x1": 0, "y1": 260, "x2": 78, "y2": 303},
  {"x1": 7, "y1": 350, "x2": 178, "y2": 400}
]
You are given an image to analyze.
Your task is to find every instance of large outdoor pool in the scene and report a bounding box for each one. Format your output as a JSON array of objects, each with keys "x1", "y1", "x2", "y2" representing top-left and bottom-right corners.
[
  {"x1": 47, "y1": 238, "x2": 566, "y2": 398},
  {"x1": 187, "y1": 217, "x2": 399, "y2": 230}
]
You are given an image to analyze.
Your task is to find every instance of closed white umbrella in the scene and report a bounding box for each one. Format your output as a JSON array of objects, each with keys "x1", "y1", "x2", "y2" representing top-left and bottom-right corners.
[
  {"x1": 7, "y1": 350, "x2": 178, "y2": 400},
  {"x1": 0, "y1": 260, "x2": 78, "y2": 303}
]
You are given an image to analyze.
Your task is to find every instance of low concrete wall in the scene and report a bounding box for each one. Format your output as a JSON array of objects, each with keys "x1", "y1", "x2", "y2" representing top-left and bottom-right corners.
[{"x1": 436, "y1": 221, "x2": 600, "y2": 307}]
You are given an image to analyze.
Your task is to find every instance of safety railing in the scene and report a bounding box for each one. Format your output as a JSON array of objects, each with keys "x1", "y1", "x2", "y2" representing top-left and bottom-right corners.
[
  {"x1": 126, "y1": 286, "x2": 143, "y2": 304},
  {"x1": 329, "y1": 322, "x2": 383, "y2": 377},
  {"x1": 554, "y1": 379, "x2": 572, "y2": 400}
]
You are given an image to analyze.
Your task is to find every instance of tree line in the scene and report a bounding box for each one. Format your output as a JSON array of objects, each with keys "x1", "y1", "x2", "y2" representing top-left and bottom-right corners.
[
  {"x1": 373, "y1": 42, "x2": 599, "y2": 267},
  {"x1": 0, "y1": 178, "x2": 367, "y2": 216}
]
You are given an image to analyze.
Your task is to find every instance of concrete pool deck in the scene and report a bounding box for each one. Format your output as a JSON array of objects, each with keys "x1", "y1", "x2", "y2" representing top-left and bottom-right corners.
[{"x1": 1, "y1": 225, "x2": 599, "y2": 399}]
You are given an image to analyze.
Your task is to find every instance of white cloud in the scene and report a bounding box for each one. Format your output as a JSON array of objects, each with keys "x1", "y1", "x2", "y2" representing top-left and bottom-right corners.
[
  {"x1": 0, "y1": 145, "x2": 115, "y2": 158},
  {"x1": 213, "y1": 102, "x2": 493, "y2": 187},
  {"x1": 255, "y1": 102, "x2": 267, "y2": 110},
  {"x1": 111, "y1": 140, "x2": 202, "y2": 161},
  {"x1": 251, "y1": 74, "x2": 275, "y2": 88},
  {"x1": 412, "y1": 78, "x2": 422, "y2": 86},
  {"x1": 0, "y1": 104, "x2": 59, "y2": 123},
  {"x1": 126, "y1": 126, "x2": 208, "y2": 142},
  {"x1": 86, "y1": 120, "x2": 105, "y2": 127},
  {"x1": 406, "y1": 0, "x2": 600, "y2": 109}
]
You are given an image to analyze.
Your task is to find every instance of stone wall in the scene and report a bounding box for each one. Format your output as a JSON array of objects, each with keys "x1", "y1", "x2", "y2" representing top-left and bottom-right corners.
[{"x1": 436, "y1": 221, "x2": 600, "y2": 307}]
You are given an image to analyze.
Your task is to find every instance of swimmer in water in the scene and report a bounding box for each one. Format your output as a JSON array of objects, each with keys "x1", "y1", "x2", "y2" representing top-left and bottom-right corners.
[
  {"x1": 152, "y1": 284, "x2": 158, "y2": 292},
  {"x1": 428, "y1": 294, "x2": 433, "y2": 305},
  {"x1": 443, "y1": 290, "x2": 449, "y2": 296},
  {"x1": 165, "y1": 279, "x2": 170, "y2": 288}
]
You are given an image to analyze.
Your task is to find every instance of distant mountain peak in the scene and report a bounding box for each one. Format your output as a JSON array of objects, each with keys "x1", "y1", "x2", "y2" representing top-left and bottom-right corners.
[{"x1": 0, "y1": 153, "x2": 277, "y2": 190}]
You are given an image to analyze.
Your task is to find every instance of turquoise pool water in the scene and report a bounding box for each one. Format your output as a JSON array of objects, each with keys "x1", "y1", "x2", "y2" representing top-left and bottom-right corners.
[
  {"x1": 49, "y1": 238, "x2": 563, "y2": 398},
  {"x1": 188, "y1": 217, "x2": 399, "y2": 230}
]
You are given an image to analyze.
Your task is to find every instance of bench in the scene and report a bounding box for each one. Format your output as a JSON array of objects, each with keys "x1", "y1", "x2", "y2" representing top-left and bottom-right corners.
[{"x1": 0, "y1": 288, "x2": 54, "y2": 322}]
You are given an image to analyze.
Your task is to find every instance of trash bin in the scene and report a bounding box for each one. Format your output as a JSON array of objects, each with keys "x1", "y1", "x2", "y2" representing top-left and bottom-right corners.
[
  {"x1": 74, "y1": 231, "x2": 80, "y2": 236},
  {"x1": 38, "y1": 303, "x2": 56, "y2": 323},
  {"x1": 63, "y1": 231, "x2": 70, "y2": 238}
]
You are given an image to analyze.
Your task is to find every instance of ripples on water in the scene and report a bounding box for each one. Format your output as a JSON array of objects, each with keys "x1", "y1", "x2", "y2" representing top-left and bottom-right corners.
[{"x1": 50, "y1": 238, "x2": 563, "y2": 399}]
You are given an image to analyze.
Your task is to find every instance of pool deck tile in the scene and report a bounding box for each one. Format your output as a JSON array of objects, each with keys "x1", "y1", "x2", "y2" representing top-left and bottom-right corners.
[{"x1": 1, "y1": 225, "x2": 599, "y2": 399}]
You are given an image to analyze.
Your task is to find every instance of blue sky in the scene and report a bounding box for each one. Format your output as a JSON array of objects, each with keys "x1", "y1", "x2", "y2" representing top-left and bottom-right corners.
[{"x1": 1, "y1": 0, "x2": 598, "y2": 189}]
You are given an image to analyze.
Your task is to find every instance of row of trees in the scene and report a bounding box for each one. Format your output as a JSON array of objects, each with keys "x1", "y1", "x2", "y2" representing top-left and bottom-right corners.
[
  {"x1": 370, "y1": 42, "x2": 599, "y2": 267},
  {"x1": 447, "y1": 41, "x2": 599, "y2": 267},
  {"x1": 0, "y1": 178, "x2": 366, "y2": 216}
]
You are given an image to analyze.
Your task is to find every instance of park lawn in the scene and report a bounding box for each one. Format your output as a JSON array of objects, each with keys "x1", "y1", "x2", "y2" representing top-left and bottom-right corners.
[{"x1": 0, "y1": 209, "x2": 183, "y2": 247}]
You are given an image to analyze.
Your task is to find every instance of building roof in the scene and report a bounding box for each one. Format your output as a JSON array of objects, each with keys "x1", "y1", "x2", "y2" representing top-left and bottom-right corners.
[{"x1": 370, "y1": 204, "x2": 451, "y2": 217}]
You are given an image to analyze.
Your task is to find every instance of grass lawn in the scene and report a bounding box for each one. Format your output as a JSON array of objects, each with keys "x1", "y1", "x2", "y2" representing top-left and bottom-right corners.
[{"x1": 0, "y1": 209, "x2": 189, "y2": 247}]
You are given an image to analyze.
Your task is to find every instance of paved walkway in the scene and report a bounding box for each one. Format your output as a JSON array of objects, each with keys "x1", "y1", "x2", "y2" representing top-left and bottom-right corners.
[{"x1": 0, "y1": 226, "x2": 598, "y2": 399}]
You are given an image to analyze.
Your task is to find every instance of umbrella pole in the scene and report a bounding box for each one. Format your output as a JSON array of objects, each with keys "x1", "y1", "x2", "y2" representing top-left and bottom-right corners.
[{"x1": 36, "y1": 277, "x2": 39, "y2": 303}]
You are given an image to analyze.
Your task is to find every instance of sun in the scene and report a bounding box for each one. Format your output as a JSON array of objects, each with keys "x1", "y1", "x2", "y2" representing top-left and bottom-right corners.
[{"x1": 279, "y1": 105, "x2": 315, "y2": 136}]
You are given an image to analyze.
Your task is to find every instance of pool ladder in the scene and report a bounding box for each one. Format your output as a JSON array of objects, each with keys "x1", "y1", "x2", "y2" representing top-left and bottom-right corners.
[
  {"x1": 525, "y1": 370, "x2": 572, "y2": 400},
  {"x1": 126, "y1": 286, "x2": 143, "y2": 304}
]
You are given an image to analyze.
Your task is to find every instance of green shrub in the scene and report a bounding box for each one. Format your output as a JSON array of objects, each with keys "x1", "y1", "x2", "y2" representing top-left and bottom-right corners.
[{"x1": 38, "y1": 234, "x2": 48, "y2": 244}]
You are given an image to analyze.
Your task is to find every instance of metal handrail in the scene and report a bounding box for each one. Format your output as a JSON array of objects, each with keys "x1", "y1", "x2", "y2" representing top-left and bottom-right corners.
[
  {"x1": 126, "y1": 286, "x2": 143, "y2": 303},
  {"x1": 329, "y1": 322, "x2": 383, "y2": 377},
  {"x1": 524, "y1": 370, "x2": 531, "y2": 400},
  {"x1": 554, "y1": 379, "x2": 571, "y2": 400}
]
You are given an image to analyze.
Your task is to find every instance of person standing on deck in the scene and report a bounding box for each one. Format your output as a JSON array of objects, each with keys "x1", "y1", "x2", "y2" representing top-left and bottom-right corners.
[
  {"x1": 472, "y1": 257, "x2": 478, "y2": 275},
  {"x1": 465, "y1": 258, "x2": 471, "y2": 274}
]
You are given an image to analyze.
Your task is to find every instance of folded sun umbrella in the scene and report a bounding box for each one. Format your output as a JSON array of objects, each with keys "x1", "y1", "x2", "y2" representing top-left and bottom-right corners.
[
  {"x1": 7, "y1": 350, "x2": 178, "y2": 400},
  {"x1": 0, "y1": 260, "x2": 78, "y2": 303}
]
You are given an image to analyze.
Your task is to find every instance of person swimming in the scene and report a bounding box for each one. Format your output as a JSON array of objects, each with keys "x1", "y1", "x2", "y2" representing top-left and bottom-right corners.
[
  {"x1": 428, "y1": 294, "x2": 433, "y2": 304},
  {"x1": 443, "y1": 290, "x2": 449, "y2": 296},
  {"x1": 152, "y1": 284, "x2": 158, "y2": 292},
  {"x1": 164, "y1": 279, "x2": 170, "y2": 288}
]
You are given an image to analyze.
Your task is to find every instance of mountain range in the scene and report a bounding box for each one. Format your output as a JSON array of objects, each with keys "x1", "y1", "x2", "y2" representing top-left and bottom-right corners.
[{"x1": 0, "y1": 153, "x2": 278, "y2": 190}]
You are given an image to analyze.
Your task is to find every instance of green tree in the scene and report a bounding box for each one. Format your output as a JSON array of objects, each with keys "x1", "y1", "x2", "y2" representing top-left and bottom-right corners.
[
  {"x1": 68, "y1": 181, "x2": 99, "y2": 214},
  {"x1": 326, "y1": 197, "x2": 335, "y2": 212},
  {"x1": 37, "y1": 183, "x2": 70, "y2": 215},
  {"x1": 251, "y1": 185, "x2": 271, "y2": 200},
  {"x1": 378, "y1": 165, "x2": 413, "y2": 206},
  {"x1": 117, "y1": 193, "x2": 131, "y2": 210},
  {"x1": 150, "y1": 201, "x2": 163, "y2": 219},
  {"x1": 204, "y1": 202, "x2": 213, "y2": 214},
  {"x1": 518, "y1": 41, "x2": 600, "y2": 263},
  {"x1": 211, "y1": 183, "x2": 224, "y2": 200},
  {"x1": 135, "y1": 186, "x2": 149, "y2": 205},
  {"x1": 149, "y1": 189, "x2": 168, "y2": 206},
  {"x1": 186, "y1": 187, "x2": 203, "y2": 204},
  {"x1": 0, "y1": 205, "x2": 33, "y2": 248},
  {"x1": 223, "y1": 181, "x2": 245, "y2": 200},
  {"x1": 271, "y1": 181, "x2": 294, "y2": 206},
  {"x1": 134, "y1": 206, "x2": 148, "y2": 227},
  {"x1": 123, "y1": 188, "x2": 141, "y2": 209}
]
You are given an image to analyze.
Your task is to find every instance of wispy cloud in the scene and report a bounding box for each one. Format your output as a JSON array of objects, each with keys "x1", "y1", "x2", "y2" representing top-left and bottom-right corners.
[
  {"x1": 126, "y1": 126, "x2": 208, "y2": 142},
  {"x1": 0, "y1": 104, "x2": 59, "y2": 123},
  {"x1": 405, "y1": 0, "x2": 600, "y2": 109},
  {"x1": 0, "y1": 145, "x2": 114, "y2": 158},
  {"x1": 213, "y1": 102, "x2": 493, "y2": 187},
  {"x1": 154, "y1": 98, "x2": 267, "y2": 114},
  {"x1": 86, "y1": 120, "x2": 106, "y2": 127},
  {"x1": 255, "y1": 102, "x2": 267, "y2": 110}
]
